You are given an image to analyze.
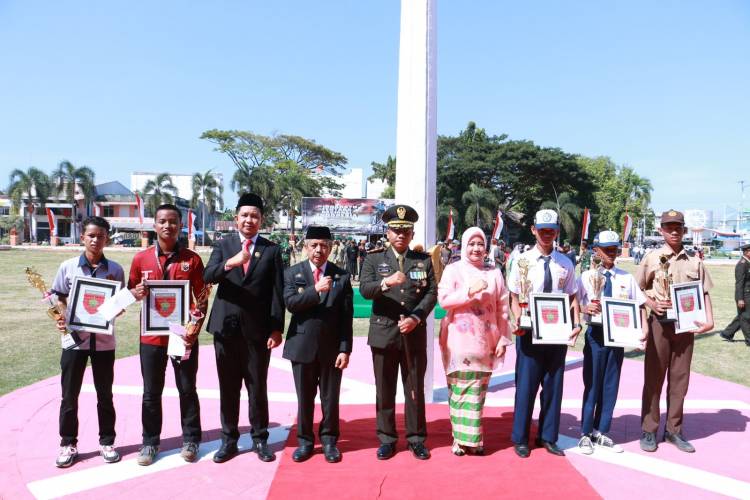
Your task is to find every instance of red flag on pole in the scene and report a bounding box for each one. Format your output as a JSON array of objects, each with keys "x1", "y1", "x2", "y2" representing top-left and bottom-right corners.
[
  {"x1": 45, "y1": 208, "x2": 57, "y2": 237},
  {"x1": 491, "y1": 210, "x2": 503, "y2": 240},
  {"x1": 135, "y1": 194, "x2": 144, "y2": 226},
  {"x1": 622, "y1": 213, "x2": 633, "y2": 243},
  {"x1": 580, "y1": 208, "x2": 591, "y2": 244},
  {"x1": 446, "y1": 209, "x2": 455, "y2": 241}
]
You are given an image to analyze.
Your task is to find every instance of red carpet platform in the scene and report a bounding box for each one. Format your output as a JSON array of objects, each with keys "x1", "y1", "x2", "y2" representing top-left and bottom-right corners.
[{"x1": 268, "y1": 404, "x2": 600, "y2": 500}]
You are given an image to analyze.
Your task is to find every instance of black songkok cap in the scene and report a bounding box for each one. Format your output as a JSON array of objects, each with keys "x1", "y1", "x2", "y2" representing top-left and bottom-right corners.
[
  {"x1": 305, "y1": 226, "x2": 332, "y2": 240},
  {"x1": 236, "y1": 192, "x2": 264, "y2": 213}
]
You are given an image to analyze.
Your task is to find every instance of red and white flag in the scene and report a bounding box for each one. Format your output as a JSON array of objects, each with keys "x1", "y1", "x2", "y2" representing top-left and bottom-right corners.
[
  {"x1": 135, "y1": 194, "x2": 144, "y2": 226},
  {"x1": 622, "y1": 213, "x2": 633, "y2": 243},
  {"x1": 45, "y1": 208, "x2": 57, "y2": 237},
  {"x1": 491, "y1": 210, "x2": 504, "y2": 240},
  {"x1": 446, "y1": 209, "x2": 455, "y2": 241},
  {"x1": 187, "y1": 210, "x2": 196, "y2": 241},
  {"x1": 580, "y1": 208, "x2": 591, "y2": 243},
  {"x1": 93, "y1": 203, "x2": 102, "y2": 217}
]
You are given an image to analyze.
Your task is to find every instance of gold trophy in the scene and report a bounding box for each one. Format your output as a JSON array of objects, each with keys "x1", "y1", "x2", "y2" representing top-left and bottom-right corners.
[
  {"x1": 169, "y1": 283, "x2": 213, "y2": 362},
  {"x1": 515, "y1": 259, "x2": 533, "y2": 332},
  {"x1": 656, "y1": 255, "x2": 676, "y2": 322},
  {"x1": 588, "y1": 257, "x2": 605, "y2": 324},
  {"x1": 25, "y1": 267, "x2": 83, "y2": 349}
]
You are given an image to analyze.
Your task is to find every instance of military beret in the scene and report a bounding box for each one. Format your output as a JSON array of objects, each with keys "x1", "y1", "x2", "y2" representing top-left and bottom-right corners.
[
  {"x1": 236, "y1": 192, "x2": 264, "y2": 213},
  {"x1": 382, "y1": 204, "x2": 418, "y2": 228},
  {"x1": 305, "y1": 225, "x2": 332, "y2": 240}
]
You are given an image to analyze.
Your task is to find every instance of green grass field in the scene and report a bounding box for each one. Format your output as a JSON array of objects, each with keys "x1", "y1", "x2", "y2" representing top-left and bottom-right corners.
[{"x1": 0, "y1": 249, "x2": 747, "y2": 395}]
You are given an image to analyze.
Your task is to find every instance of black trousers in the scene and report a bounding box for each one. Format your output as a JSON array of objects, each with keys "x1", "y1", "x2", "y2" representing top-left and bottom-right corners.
[
  {"x1": 721, "y1": 303, "x2": 750, "y2": 344},
  {"x1": 371, "y1": 345, "x2": 427, "y2": 445},
  {"x1": 213, "y1": 334, "x2": 271, "y2": 444},
  {"x1": 59, "y1": 349, "x2": 116, "y2": 446},
  {"x1": 140, "y1": 343, "x2": 201, "y2": 446},
  {"x1": 292, "y1": 358, "x2": 342, "y2": 446}
]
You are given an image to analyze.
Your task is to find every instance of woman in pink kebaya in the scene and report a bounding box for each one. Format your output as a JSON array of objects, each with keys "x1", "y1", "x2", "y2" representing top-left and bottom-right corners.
[{"x1": 438, "y1": 226, "x2": 512, "y2": 456}]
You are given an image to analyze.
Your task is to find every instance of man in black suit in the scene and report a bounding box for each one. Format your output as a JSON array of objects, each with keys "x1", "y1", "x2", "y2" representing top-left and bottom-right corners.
[
  {"x1": 203, "y1": 193, "x2": 285, "y2": 463},
  {"x1": 282, "y1": 226, "x2": 353, "y2": 463},
  {"x1": 720, "y1": 243, "x2": 750, "y2": 345},
  {"x1": 359, "y1": 205, "x2": 438, "y2": 460}
]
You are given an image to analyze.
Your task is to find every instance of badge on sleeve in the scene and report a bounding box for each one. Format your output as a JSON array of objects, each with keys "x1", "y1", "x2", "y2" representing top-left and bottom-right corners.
[
  {"x1": 377, "y1": 262, "x2": 392, "y2": 277},
  {"x1": 297, "y1": 287, "x2": 305, "y2": 294},
  {"x1": 557, "y1": 268, "x2": 568, "y2": 289},
  {"x1": 181, "y1": 262, "x2": 190, "y2": 272}
]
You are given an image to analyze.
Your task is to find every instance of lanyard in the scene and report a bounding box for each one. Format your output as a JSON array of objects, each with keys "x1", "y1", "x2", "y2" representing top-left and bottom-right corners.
[{"x1": 153, "y1": 245, "x2": 177, "y2": 280}]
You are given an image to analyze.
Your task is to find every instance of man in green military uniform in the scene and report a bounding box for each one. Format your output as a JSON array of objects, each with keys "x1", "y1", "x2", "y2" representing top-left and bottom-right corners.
[
  {"x1": 720, "y1": 243, "x2": 750, "y2": 346},
  {"x1": 360, "y1": 204, "x2": 438, "y2": 460}
]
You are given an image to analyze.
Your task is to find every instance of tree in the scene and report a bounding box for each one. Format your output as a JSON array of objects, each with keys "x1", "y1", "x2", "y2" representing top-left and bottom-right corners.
[
  {"x1": 437, "y1": 122, "x2": 596, "y2": 240},
  {"x1": 276, "y1": 161, "x2": 320, "y2": 239},
  {"x1": 202, "y1": 129, "x2": 346, "y2": 223},
  {"x1": 51, "y1": 160, "x2": 96, "y2": 240},
  {"x1": 191, "y1": 169, "x2": 224, "y2": 245},
  {"x1": 541, "y1": 191, "x2": 582, "y2": 242},
  {"x1": 576, "y1": 156, "x2": 653, "y2": 236},
  {"x1": 7, "y1": 167, "x2": 52, "y2": 242},
  {"x1": 141, "y1": 173, "x2": 178, "y2": 215},
  {"x1": 461, "y1": 183, "x2": 497, "y2": 230},
  {"x1": 368, "y1": 155, "x2": 396, "y2": 199}
]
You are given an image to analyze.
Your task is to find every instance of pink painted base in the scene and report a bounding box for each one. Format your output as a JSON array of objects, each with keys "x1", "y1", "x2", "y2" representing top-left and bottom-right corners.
[{"x1": 1, "y1": 338, "x2": 749, "y2": 499}]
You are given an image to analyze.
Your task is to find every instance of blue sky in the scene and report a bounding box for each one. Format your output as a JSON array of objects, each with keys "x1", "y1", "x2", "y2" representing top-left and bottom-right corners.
[{"x1": 1, "y1": 1, "x2": 748, "y2": 226}]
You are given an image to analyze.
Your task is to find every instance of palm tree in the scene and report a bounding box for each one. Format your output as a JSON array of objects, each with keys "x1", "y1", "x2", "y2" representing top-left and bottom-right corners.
[
  {"x1": 277, "y1": 161, "x2": 318, "y2": 239},
  {"x1": 461, "y1": 183, "x2": 497, "y2": 229},
  {"x1": 191, "y1": 169, "x2": 224, "y2": 245},
  {"x1": 142, "y1": 173, "x2": 178, "y2": 215},
  {"x1": 541, "y1": 191, "x2": 582, "y2": 242},
  {"x1": 7, "y1": 167, "x2": 52, "y2": 242},
  {"x1": 51, "y1": 160, "x2": 96, "y2": 240}
]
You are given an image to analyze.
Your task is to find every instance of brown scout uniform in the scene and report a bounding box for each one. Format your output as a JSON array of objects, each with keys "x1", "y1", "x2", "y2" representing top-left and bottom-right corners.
[{"x1": 636, "y1": 241, "x2": 713, "y2": 435}]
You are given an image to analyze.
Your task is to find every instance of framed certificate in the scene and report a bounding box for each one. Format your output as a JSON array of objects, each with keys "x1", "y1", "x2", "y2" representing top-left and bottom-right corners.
[
  {"x1": 68, "y1": 276, "x2": 121, "y2": 335},
  {"x1": 530, "y1": 292, "x2": 572, "y2": 345},
  {"x1": 670, "y1": 281, "x2": 706, "y2": 334},
  {"x1": 601, "y1": 297, "x2": 642, "y2": 348},
  {"x1": 142, "y1": 280, "x2": 190, "y2": 335}
]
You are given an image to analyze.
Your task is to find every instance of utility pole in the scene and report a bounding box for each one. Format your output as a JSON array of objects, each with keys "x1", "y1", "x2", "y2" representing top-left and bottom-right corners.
[{"x1": 739, "y1": 180, "x2": 748, "y2": 234}]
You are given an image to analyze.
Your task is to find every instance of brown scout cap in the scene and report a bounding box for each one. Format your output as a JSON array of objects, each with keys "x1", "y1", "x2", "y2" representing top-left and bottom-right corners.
[{"x1": 660, "y1": 209, "x2": 685, "y2": 225}]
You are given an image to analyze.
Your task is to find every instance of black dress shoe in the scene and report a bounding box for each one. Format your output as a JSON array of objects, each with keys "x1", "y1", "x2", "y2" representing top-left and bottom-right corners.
[
  {"x1": 407, "y1": 442, "x2": 431, "y2": 460},
  {"x1": 376, "y1": 443, "x2": 396, "y2": 460},
  {"x1": 536, "y1": 439, "x2": 565, "y2": 456},
  {"x1": 322, "y1": 444, "x2": 342, "y2": 463},
  {"x1": 254, "y1": 441, "x2": 275, "y2": 462},
  {"x1": 719, "y1": 332, "x2": 734, "y2": 342},
  {"x1": 292, "y1": 445, "x2": 313, "y2": 462},
  {"x1": 514, "y1": 444, "x2": 530, "y2": 458},
  {"x1": 213, "y1": 443, "x2": 238, "y2": 463}
]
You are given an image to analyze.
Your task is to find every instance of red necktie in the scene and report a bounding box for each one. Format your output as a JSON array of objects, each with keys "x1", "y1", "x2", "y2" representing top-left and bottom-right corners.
[
  {"x1": 243, "y1": 239, "x2": 252, "y2": 273},
  {"x1": 313, "y1": 267, "x2": 321, "y2": 283}
]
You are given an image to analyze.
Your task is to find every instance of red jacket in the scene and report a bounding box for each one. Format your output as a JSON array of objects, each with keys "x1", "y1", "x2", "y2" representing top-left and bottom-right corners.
[{"x1": 128, "y1": 244, "x2": 206, "y2": 347}]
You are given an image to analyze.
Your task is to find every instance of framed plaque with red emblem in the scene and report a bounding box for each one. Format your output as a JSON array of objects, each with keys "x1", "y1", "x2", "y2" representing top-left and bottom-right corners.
[
  {"x1": 68, "y1": 276, "x2": 122, "y2": 335},
  {"x1": 142, "y1": 280, "x2": 189, "y2": 335},
  {"x1": 601, "y1": 297, "x2": 642, "y2": 348},
  {"x1": 530, "y1": 292, "x2": 572, "y2": 345},
  {"x1": 670, "y1": 281, "x2": 706, "y2": 334}
]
